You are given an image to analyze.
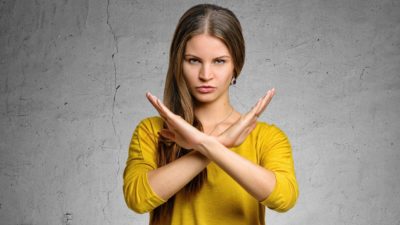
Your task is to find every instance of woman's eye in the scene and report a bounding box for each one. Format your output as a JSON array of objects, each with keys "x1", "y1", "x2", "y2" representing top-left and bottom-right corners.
[
  {"x1": 214, "y1": 59, "x2": 225, "y2": 64},
  {"x1": 188, "y1": 58, "x2": 199, "y2": 64}
]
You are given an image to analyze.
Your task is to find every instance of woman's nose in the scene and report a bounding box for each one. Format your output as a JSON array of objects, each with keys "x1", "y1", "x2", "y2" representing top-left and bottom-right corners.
[{"x1": 199, "y1": 64, "x2": 213, "y2": 81}]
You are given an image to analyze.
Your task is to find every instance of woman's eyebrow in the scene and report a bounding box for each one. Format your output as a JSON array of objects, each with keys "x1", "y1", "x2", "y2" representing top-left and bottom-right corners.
[
  {"x1": 214, "y1": 55, "x2": 231, "y2": 59},
  {"x1": 184, "y1": 54, "x2": 231, "y2": 59},
  {"x1": 184, "y1": 54, "x2": 200, "y2": 58}
]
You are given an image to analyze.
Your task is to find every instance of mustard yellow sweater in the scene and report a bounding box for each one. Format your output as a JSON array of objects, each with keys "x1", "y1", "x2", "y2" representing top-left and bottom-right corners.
[{"x1": 123, "y1": 116, "x2": 298, "y2": 225}]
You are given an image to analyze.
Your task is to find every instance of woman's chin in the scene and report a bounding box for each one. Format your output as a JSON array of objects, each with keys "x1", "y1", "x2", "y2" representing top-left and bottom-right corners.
[
  {"x1": 192, "y1": 94, "x2": 213, "y2": 102},
  {"x1": 192, "y1": 94, "x2": 222, "y2": 105}
]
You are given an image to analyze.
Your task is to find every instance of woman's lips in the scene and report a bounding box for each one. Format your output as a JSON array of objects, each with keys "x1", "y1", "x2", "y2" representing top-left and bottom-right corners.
[{"x1": 196, "y1": 86, "x2": 216, "y2": 94}]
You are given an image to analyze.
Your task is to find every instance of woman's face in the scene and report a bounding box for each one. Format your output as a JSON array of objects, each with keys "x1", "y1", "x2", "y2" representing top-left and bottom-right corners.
[{"x1": 182, "y1": 34, "x2": 235, "y2": 105}]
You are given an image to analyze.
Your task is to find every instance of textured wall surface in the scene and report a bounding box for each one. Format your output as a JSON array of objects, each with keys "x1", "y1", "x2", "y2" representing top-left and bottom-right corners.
[{"x1": 1, "y1": 0, "x2": 399, "y2": 224}]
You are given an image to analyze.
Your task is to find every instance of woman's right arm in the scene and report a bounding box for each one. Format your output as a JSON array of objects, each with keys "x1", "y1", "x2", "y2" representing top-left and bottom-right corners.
[
  {"x1": 123, "y1": 118, "x2": 210, "y2": 214},
  {"x1": 147, "y1": 151, "x2": 210, "y2": 200}
]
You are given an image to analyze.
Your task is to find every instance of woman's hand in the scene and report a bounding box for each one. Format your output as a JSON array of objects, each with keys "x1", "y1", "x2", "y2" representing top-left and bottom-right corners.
[
  {"x1": 217, "y1": 88, "x2": 275, "y2": 148},
  {"x1": 146, "y1": 92, "x2": 208, "y2": 150}
]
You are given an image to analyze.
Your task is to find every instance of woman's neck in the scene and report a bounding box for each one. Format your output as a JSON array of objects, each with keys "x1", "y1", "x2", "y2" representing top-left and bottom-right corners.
[{"x1": 194, "y1": 99, "x2": 236, "y2": 129}]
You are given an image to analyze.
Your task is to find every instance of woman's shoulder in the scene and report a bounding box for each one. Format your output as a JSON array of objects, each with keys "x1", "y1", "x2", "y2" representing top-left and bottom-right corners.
[
  {"x1": 138, "y1": 116, "x2": 163, "y2": 125},
  {"x1": 135, "y1": 116, "x2": 164, "y2": 133},
  {"x1": 252, "y1": 121, "x2": 291, "y2": 152},
  {"x1": 254, "y1": 120, "x2": 289, "y2": 140},
  {"x1": 255, "y1": 120, "x2": 281, "y2": 132}
]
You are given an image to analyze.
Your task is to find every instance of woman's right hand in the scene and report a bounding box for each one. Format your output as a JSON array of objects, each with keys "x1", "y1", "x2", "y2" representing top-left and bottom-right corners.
[
  {"x1": 146, "y1": 92, "x2": 209, "y2": 150},
  {"x1": 217, "y1": 88, "x2": 275, "y2": 148}
]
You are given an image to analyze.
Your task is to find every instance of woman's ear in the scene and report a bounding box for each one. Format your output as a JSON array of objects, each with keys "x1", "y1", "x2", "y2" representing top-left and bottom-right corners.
[{"x1": 230, "y1": 75, "x2": 237, "y2": 85}]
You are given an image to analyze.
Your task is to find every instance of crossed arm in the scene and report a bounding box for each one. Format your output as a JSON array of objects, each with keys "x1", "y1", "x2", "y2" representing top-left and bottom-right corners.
[{"x1": 146, "y1": 89, "x2": 277, "y2": 202}]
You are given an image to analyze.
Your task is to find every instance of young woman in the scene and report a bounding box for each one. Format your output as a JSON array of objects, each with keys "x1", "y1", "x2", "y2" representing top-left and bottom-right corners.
[{"x1": 123, "y1": 4, "x2": 298, "y2": 225}]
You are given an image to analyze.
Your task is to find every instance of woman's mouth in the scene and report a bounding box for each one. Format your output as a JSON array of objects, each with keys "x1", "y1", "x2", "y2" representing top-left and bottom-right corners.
[{"x1": 196, "y1": 86, "x2": 216, "y2": 94}]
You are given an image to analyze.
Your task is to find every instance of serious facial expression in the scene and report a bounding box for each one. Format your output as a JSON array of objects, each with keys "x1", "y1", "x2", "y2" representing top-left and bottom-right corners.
[{"x1": 182, "y1": 34, "x2": 235, "y2": 105}]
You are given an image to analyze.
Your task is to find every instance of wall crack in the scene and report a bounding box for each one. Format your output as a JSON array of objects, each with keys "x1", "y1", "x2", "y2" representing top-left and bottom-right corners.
[
  {"x1": 106, "y1": 0, "x2": 120, "y2": 139},
  {"x1": 104, "y1": 2, "x2": 122, "y2": 224}
]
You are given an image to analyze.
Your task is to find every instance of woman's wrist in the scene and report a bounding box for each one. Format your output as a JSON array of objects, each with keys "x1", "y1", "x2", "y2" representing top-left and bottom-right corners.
[
  {"x1": 194, "y1": 135, "x2": 222, "y2": 158},
  {"x1": 188, "y1": 149, "x2": 211, "y2": 164}
]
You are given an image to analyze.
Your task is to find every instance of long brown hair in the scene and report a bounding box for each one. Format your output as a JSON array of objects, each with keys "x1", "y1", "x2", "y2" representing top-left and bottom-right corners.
[{"x1": 151, "y1": 4, "x2": 245, "y2": 225}]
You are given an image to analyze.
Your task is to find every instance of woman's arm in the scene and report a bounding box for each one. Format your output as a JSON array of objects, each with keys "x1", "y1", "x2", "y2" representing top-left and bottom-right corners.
[
  {"x1": 147, "y1": 151, "x2": 210, "y2": 200},
  {"x1": 123, "y1": 118, "x2": 209, "y2": 213},
  {"x1": 196, "y1": 136, "x2": 276, "y2": 201},
  {"x1": 199, "y1": 126, "x2": 298, "y2": 212}
]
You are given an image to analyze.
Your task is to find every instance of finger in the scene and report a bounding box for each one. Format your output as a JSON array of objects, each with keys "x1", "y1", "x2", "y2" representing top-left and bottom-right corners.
[
  {"x1": 152, "y1": 95, "x2": 176, "y2": 119},
  {"x1": 249, "y1": 120, "x2": 258, "y2": 132},
  {"x1": 146, "y1": 92, "x2": 158, "y2": 109},
  {"x1": 244, "y1": 119, "x2": 257, "y2": 132},
  {"x1": 156, "y1": 98, "x2": 169, "y2": 116},
  {"x1": 245, "y1": 88, "x2": 274, "y2": 120},
  {"x1": 244, "y1": 92, "x2": 265, "y2": 121},
  {"x1": 146, "y1": 92, "x2": 162, "y2": 112},
  {"x1": 159, "y1": 129, "x2": 176, "y2": 141},
  {"x1": 238, "y1": 104, "x2": 258, "y2": 128},
  {"x1": 154, "y1": 98, "x2": 193, "y2": 133},
  {"x1": 218, "y1": 116, "x2": 243, "y2": 141},
  {"x1": 254, "y1": 88, "x2": 274, "y2": 114},
  {"x1": 257, "y1": 88, "x2": 275, "y2": 116},
  {"x1": 253, "y1": 88, "x2": 273, "y2": 117},
  {"x1": 256, "y1": 90, "x2": 271, "y2": 114},
  {"x1": 147, "y1": 92, "x2": 170, "y2": 120},
  {"x1": 146, "y1": 92, "x2": 166, "y2": 118},
  {"x1": 246, "y1": 97, "x2": 263, "y2": 119},
  {"x1": 155, "y1": 98, "x2": 182, "y2": 126},
  {"x1": 146, "y1": 93, "x2": 176, "y2": 130}
]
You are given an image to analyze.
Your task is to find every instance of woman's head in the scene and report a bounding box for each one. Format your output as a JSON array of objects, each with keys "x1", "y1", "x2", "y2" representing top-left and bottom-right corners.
[
  {"x1": 170, "y1": 3, "x2": 245, "y2": 79},
  {"x1": 164, "y1": 4, "x2": 245, "y2": 118}
]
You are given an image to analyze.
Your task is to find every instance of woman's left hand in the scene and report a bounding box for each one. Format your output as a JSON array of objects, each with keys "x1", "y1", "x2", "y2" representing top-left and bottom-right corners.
[
  {"x1": 146, "y1": 92, "x2": 207, "y2": 150},
  {"x1": 217, "y1": 88, "x2": 275, "y2": 148}
]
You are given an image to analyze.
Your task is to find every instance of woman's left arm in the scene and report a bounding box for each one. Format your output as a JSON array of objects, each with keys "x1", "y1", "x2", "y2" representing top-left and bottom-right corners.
[
  {"x1": 196, "y1": 135, "x2": 277, "y2": 201},
  {"x1": 198, "y1": 124, "x2": 298, "y2": 212}
]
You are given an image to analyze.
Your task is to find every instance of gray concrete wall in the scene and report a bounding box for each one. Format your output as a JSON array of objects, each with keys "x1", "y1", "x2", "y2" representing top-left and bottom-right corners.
[{"x1": 1, "y1": 0, "x2": 399, "y2": 224}]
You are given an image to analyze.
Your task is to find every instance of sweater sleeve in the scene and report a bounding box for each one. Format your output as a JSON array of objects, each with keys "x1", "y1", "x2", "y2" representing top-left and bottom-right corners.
[
  {"x1": 123, "y1": 117, "x2": 166, "y2": 214},
  {"x1": 258, "y1": 124, "x2": 299, "y2": 212}
]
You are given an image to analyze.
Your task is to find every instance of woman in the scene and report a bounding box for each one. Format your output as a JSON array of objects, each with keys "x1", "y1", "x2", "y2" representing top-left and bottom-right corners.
[{"x1": 123, "y1": 4, "x2": 298, "y2": 225}]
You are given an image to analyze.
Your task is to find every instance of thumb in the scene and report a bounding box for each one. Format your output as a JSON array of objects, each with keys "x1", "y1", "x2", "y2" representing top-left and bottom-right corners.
[{"x1": 159, "y1": 129, "x2": 176, "y2": 141}]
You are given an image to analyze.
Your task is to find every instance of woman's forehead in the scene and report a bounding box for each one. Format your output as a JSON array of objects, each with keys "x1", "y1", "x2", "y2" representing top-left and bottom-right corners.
[{"x1": 185, "y1": 34, "x2": 231, "y2": 58}]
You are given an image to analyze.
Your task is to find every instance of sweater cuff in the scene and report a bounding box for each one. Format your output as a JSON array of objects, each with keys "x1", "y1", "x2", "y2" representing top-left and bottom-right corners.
[
  {"x1": 260, "y1": 172, "x2": 283, "y2": 210},
  {"x1": 143, "y1": 172, "x2": 166, "y2": 209}
]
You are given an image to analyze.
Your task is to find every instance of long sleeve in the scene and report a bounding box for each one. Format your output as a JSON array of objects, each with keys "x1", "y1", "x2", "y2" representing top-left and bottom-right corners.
[
  {"x1": 123, "y1": 117, "x2": 166, "y2": 213},
  {"x1": 257, "y1": 124, "x2": 299, "y2": 212}
]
